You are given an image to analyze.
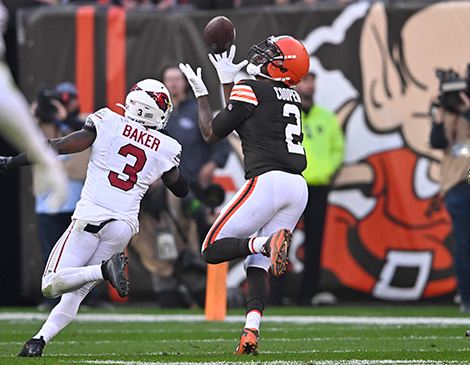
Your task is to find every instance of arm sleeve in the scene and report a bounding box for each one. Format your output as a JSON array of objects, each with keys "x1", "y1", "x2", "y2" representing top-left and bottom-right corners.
[
  {"x1": 212, "y1": 101, "x2": 253, "y2": 138},
  {"x1": 429, "y1": 121, "x2": 448, "y2": 149},
  {"x1": 164, "y1": 167, "x2": 189, "y2": 198}
]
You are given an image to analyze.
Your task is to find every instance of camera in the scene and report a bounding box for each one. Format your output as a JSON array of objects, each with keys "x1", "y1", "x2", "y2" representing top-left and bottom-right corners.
[
  {"x1": 201, "y1": 183, "x2": 225, "y2": 208},
  {"x1": 182, "y1": 182, "x2": 226, "y2": 221},
  {"x1": 35, "y1": 87, "x2": 60, "y2": 124},
  {"x1": 435, "y1": 65, "x2": 470, "y2": 113}
]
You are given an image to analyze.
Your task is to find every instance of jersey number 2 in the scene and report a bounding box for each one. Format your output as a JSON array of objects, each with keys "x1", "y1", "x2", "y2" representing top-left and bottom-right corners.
[
  {"x1": 108, "y1": 144, "x2": 147, "y2": 191},
  {"x1": 283, "y1": 104, "x2": 305, "y2": 155}
]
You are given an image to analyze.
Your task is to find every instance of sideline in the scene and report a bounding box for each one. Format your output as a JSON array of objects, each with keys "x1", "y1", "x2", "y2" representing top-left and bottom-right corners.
[{"x1": 2, "y1": 312, "x2": 470, "y2": 325}]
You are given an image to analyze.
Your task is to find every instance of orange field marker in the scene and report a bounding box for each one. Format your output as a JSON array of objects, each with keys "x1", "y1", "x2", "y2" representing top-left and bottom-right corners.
[{"x1": 205, "y1": 262, "x2": 229, "y2": 321}]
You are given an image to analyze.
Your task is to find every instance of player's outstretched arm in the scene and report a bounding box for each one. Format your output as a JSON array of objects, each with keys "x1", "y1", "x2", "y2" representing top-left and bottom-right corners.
[
  {"x1": 49, "y1": 129, "x2": 96, "y2": 154},
  {"x1": 0, "y1": 129, "x2": 96, "y2": 172},
  {"x1": 208, "y1": 45, "x2": 247, "y2": 105},
  {"x1": 179, "y1": 63, "x2": 222, "y2": 144}
]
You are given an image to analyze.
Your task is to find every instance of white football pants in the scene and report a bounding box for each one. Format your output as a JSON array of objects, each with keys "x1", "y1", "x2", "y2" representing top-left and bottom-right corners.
[
  {"x1": 36, "y1": 219, "x2": 132, "y2": 343},
  {"x1": 42, "y1": 219, "x2": 132, "y2": 298},
  {"x1": 203, "y1": 170, "x2": 308, "y2": 271}
]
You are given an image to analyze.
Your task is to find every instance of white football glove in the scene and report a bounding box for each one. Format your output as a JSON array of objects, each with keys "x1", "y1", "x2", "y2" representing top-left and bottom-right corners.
[
  {"x1": 208, "y1": 45, "x2": 248, "y2": 84},
  {"x1": 179, "y1": 63, "x2": 208, "y2": 98}
]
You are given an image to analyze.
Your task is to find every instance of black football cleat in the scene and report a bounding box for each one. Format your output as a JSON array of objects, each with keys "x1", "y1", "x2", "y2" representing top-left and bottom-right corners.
[
  {"x1": 102, "y1": 252, "x2": 129, "y2": 298},
  {"x1": 17, "y1": 336, "x2": 45, "y2": 357}
]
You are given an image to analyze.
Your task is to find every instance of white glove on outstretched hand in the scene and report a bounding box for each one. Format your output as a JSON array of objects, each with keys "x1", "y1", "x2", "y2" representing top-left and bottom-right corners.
[
  {"x1": 208, "y1": 45, "x2": 248, "y2": 84},
  {"x1": 179, "y1": 63, "x2": 208, "y2": 98}
]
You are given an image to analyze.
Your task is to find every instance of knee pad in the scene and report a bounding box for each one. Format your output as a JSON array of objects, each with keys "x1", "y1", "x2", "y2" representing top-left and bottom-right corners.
[
  {"x1": 201, "y1": 246, "x2": 221, "y2": 264},
  {"x1": 41, "y1": 274, "x2": 60, "y2": 299}
]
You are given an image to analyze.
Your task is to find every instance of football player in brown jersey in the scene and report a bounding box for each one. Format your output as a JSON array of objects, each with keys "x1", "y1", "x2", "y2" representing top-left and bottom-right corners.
[{"x1": 180, "y1": 35, "x2": 310, "y2": 354}]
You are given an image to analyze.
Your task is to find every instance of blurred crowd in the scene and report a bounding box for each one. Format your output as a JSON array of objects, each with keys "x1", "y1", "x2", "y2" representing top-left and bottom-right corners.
[{"x1": 9, "y1": 0, "x2": 442, "y2": 11}]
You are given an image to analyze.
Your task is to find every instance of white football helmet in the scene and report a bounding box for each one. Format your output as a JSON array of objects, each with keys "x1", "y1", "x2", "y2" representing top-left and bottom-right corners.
[{"x1": 120, "y1": 79, "x2": 173, "y2": 130}]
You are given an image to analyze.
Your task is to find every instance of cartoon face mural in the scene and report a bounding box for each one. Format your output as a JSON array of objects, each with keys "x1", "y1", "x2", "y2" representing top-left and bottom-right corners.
[{"x1": 304, "y1": 2, "x2": 470, "y2": 301}]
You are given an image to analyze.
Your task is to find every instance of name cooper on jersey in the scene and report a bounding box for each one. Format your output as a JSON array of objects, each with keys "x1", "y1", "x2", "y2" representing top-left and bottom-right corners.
[
  {"x1": 273, "y1": 87, "x2": 301, "y2": 103},
  {"x1": 122, "y1": 124, "x2": 161, "y2": 151}
]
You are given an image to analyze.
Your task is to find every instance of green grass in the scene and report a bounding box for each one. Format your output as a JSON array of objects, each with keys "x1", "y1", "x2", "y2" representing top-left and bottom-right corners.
[{"x1": 1, "y1": 305, "x2": 470, "y2": 364}]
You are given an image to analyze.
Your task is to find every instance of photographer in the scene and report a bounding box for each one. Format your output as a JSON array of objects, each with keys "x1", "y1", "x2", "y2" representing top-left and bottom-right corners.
[
  {"x1": 163, "y1": 66, "x2": 231, "y2": 247},
  {"x1": 430, "y1": 69, "x2": 470, "y2": 313},
  {"x1": 34, "y1": 82, "x2": 84, "y2": 133},
  {"x1": 53, "y1": 82, "x2": 84, "y2": 132}
]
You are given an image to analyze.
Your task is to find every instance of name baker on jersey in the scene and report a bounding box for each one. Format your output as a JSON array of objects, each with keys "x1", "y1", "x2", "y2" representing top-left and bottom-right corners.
[
  {"x1": 122, "y1": 124, "x2": 160, "y2": 151},
  {"x1": 273, "y1": 87, "x2": 301, "y2": 103}
]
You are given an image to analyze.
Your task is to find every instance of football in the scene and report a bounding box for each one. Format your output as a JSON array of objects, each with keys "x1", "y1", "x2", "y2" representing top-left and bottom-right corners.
[{"x1": 203, "y1": 16, "x2": 236, "y2": 54}]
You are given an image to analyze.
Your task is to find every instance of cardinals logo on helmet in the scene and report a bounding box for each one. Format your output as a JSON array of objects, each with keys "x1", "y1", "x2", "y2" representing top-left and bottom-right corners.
[{"x1": 147, "y1": 92, "x2": 171, "y2": 113}]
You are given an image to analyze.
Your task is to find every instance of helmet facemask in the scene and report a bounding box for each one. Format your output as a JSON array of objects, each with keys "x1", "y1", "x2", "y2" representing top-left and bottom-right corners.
[
  {"x1": 247, "y1": 36, "x2": 287, "y2": 83},
  {"x1": 247, "y1": 35, "x2": 309, "y2": 87}
]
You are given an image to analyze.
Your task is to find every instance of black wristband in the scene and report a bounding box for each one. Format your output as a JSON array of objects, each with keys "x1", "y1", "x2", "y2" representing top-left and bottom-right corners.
[{"x1": 10, "y1": 153, "x2": 32, "y2": 168}]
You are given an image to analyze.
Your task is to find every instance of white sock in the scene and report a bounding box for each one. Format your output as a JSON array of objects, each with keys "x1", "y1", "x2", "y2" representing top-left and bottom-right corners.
[
  {"x1": 249, "y1": 237, "x2": 267, "y2": 254},
  {"x1": 245, "y1": 310, "x2": 261, "y2": 330}
]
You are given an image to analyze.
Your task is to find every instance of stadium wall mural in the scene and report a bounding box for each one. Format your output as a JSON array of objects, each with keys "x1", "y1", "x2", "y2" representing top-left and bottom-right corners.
[{"x1": 16, "y1": 1, "x2": 470, "y2": 302}]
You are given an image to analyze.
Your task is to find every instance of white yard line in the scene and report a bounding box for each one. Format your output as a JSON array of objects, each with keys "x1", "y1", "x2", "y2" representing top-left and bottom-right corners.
[
  {"x1": 1, "y1": 313, "x2": 470, "y2": 325},
  {"x1": 76, "y1": 360, "x2": 470, "y2": 365},
  {"x1": 0, "y1": 335, "x2": 465, "y2": 346}
]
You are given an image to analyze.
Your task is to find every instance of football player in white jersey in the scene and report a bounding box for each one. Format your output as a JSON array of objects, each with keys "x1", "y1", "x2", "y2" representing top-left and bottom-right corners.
[
  {"x1": 1, "y1": 79, "x2": 189, "y2": 357},
  {"x1": 0, "y1": 0, "x2": 67, "y2": 209}
]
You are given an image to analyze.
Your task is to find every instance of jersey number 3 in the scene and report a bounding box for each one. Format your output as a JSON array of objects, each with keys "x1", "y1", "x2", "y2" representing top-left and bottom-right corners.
[
  {"x1": 283, "y1": 104, "x2": 304, "y2": 155},
  {"x1": 108, "y1": 144, "x2": 147, "y2": 191}
]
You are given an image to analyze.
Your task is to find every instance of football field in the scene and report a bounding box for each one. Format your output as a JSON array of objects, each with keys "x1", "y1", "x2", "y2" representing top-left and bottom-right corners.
[{"x1": 1, "y1": 306, "x2": 470, "y2": 364}]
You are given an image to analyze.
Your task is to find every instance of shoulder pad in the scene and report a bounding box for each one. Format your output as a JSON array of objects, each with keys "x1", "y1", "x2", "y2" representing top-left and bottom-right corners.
[{"x1": 84, "y1": 107, "x2": 115, "y2": 130}]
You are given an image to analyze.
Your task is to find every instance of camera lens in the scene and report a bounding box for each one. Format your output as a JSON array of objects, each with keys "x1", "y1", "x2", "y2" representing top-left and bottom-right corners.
[{"x1": 202, "y1": 183, "x2": 225, "y2": 208}]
